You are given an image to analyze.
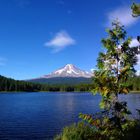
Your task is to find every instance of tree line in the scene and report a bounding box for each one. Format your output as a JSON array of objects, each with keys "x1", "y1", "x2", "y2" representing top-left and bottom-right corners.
[
  {"x1": 0, "y1": 75, "x2": 93, "y2": 92},
  {"x1": 0, "y1": 75, "x2": 140, "y2": 92}
]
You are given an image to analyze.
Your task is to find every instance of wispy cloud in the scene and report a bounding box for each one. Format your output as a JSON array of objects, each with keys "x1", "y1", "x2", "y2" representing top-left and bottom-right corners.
[
  {"x1": 45, "y1": 31, "x2": 76, "y2": 53},
  {"x1": 0, "y1": 57, "x2": 7, "y2": 66},
  {"x1": 130, "y1": 38, "x2": 140, "y2": 47},
  {"x1": 107, "y1": 6, "x2": 139, "y2": 27}
]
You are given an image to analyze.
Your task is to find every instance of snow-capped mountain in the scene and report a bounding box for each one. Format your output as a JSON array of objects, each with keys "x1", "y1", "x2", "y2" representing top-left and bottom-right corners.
[
  {"x1": 27, "y1": 64, "x2": 92, "y2": 85},
  {"x1": 42, "y1": 64, "x2": 92, "y2": 78}
]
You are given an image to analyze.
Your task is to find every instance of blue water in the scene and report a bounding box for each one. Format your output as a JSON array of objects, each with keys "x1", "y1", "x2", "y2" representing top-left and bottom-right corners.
[{"x1": 0, "y1": 92, "x2": 140, "y2": 140}]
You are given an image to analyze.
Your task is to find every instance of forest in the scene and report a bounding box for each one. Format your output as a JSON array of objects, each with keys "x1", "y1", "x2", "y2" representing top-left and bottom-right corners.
[{"x1": 0, "y1": 75, "x2": 139, "y2": 92}]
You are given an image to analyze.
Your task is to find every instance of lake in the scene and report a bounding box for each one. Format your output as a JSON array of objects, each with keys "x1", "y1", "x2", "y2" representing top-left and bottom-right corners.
[{"x1": 0, "y1": 92, "x2": 140, "y2": 140}]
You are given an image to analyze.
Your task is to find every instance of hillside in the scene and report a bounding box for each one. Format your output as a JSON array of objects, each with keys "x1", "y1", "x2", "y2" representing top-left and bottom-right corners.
[
  {"x1": 0, "y1": 75, "x2": 92, "y2": 92},
  {"x1": 28, "y1": 77, "x2": 92, "y2": 85},
  {"x1": 0, "y1": 75, "x2": 42, "y2": 92}
]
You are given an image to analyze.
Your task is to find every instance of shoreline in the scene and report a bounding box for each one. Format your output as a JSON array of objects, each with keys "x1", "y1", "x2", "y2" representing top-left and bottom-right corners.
[
  {"x1": 0, "y1": 91, "x2": 140, "y2": 93},
  {"x1": 0, "y1": 91, "x2": 90, "y2": 93},
  {"x1": 130, "y1": 91, "x2": 140, "y2": 93}
]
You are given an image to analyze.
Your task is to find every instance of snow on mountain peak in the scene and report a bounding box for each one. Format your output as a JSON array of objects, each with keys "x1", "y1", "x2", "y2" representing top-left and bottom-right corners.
[
  {"x1": 42, "y1": 64, "x2": 92, "y2": 78},
  {"x1": 65, "y1": 64, "x2": 74, "y2": 67}
]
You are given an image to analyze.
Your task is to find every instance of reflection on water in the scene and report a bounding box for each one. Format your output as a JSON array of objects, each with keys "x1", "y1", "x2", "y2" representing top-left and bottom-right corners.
[{"x1": 0, "y1": 92, "x2": 139, "y2": 139}]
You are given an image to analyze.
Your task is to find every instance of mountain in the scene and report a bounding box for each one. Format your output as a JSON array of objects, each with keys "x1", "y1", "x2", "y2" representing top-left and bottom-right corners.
[
  {"x1": 42, "y1": 64, "x2": 92, "y2": 78},
  {"x1": 28, "y1": 77, "x2": 92, "y2": 85},
  {"x1": 27, "y1": 64, "x2": 93, "y2": 85}
]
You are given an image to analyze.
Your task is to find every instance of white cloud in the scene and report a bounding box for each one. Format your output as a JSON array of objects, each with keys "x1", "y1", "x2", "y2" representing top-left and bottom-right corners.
[
  {"x1": 0, "y1": 57, "x2": 7, "y2": 66},
  {"x1": 130, "y1": 39, "x2": 140, "y2": 47},
  {"x1": 45, "y1": 31, "x2": 76, "y2": 53},
  {"x1": 107, "y1": 6, "x2": 139, "y2": 27},
  {"x1": 90, "y1": 68, "x2": 96, "y2": 72}
]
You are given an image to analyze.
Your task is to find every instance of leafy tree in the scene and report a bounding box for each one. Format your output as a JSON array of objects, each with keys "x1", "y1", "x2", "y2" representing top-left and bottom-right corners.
[
  {"x1": 131, "y1": 2, "x2": 140, "y2": 17},
  {"x1": 80, "y1": 20, "x2": 140, "y2": 139},
  {"x1": 131, "y1": 2, "x2": 140, "y2": 49}
]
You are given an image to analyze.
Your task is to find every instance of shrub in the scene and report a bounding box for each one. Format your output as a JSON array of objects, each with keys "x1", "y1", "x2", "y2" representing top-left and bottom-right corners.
[
  {"x1": 54, "y1": 120, "x2": 140, "y2": 140},
  {"x1": 54, "y1": 122, "x2": 104, "y2": 140}
]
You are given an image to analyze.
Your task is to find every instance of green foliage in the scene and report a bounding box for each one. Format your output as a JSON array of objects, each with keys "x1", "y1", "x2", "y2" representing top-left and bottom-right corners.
[
  {"x1": 79, "y1": 20, "x2": 140, "y2": 139},
  {"x1": 0, "y1": 74, "x2": 139, "y2": 92},
  {"x1": 92, "y1": 20, "x2": 139, "y2": 111},
  {"x1": 0, "y1": 75, "x2": 94, "y2": 92},
  {"x1": 0, "y1": 75, "x2": 42, "y2": 92},
  {"x1": 54, "y1": 122, "x2": 102, "y2": 140},
  {"x1": 131, "y1": 3, "x2": 140, "y2": 17},
  {"x1": 128, "y1": 76, "x2": 140, "y2": 91},
  {"x1": 54, "y1": 120, "x2": 140, "y2": 140}
]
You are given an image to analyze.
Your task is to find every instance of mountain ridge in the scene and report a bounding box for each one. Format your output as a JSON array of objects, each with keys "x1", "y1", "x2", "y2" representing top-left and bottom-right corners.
[
  {"x1": 41, "y1": 64, "x2": 92, "y2": 78},
  {"x1": 27, "y1": 64, "x2": 93, "y2": 85}
]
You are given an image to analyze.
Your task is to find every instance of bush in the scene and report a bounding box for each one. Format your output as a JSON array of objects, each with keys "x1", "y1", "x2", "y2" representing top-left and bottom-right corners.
[
  {"x1": 54, "y1": 120, "x2": 140, "y2": 140},
  {"x1": 54, "y1": 122, "x2": 103, "y2": 140}
]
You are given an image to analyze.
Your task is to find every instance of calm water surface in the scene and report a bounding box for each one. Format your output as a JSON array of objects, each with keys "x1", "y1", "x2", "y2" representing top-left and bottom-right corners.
[{"x1": 0, "y1": 92, "x2": 140, "y2": 140}]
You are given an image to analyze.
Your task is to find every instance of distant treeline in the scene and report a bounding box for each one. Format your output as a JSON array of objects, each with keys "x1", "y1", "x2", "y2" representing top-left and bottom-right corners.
[
  {"x1": 128, "y1": 76, "x2": 140, "y2": 91},
  {"x1": 0, "y1": 75, "x2": 140, "y2": 92},
  {"x1": 0, "y1": 75, "x2": 92, "y2": 92}
]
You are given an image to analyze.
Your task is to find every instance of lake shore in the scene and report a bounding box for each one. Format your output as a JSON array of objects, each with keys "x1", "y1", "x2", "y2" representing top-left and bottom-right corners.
[
  {"x1": 130, "y1": 91, "x2": 140, "y2": 93},
  {"x1": 0, "y1": 91, "x2": 140, "y2": 93}
]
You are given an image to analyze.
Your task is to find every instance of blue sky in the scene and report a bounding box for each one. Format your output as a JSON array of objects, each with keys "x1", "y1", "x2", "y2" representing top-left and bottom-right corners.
[{"x1": 0, "y1": 0, "x2": 140, "y2": 80}]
